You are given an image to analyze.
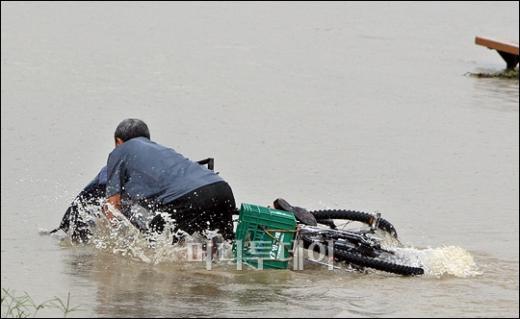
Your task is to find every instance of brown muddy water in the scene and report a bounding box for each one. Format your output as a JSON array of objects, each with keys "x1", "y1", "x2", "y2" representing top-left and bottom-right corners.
[{"x1": 1, "y1": 2, "x2": 518, "y2": 317}]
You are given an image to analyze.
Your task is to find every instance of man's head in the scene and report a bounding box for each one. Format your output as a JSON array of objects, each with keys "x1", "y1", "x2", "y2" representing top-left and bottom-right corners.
[{"x1": 114, "y1": 119, "x2": 150, "y2": 146}]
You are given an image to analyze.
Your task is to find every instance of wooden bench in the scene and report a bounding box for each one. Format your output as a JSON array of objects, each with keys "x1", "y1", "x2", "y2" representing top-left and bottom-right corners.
[{"x1": 475, "y1": 36, "x2": 519, "y2": 69}]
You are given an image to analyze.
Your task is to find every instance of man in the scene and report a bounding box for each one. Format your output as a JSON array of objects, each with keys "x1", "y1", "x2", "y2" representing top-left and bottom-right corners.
[{"x1": 103, "y1": 119, "x2": 236, "y2": 240}]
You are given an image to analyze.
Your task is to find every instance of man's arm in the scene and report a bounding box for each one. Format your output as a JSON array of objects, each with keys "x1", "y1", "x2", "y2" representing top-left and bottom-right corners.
[{"x1": 104, "y1": 148, "x2": 125, "y2": 222}]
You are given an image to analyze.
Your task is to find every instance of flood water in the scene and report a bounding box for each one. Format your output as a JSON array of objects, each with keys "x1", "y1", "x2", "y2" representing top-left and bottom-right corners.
[{"x1": 1, "y1": 2, "x2": 518, "y2": 317}]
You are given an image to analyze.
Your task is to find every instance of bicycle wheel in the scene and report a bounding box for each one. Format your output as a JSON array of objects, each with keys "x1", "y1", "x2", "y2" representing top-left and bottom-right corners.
[
  {"x1": 309, "y1": 209, "x2": 398, "y2": 238},
  {"x1": 301, "y1": 235, "x2": 423, "y2": 276},
  {"x1": 333, "y1": 248, "x2": 424, "y2": 276}
]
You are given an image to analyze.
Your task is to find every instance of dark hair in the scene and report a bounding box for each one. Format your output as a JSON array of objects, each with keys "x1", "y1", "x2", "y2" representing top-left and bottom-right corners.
[{"x1": 114, "y1": 119, "x2": 150, "y2": 142}]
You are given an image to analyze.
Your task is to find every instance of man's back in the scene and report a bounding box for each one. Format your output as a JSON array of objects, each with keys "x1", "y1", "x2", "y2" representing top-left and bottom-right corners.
[{"x1": 106, "y1": 137, "x2": 222, "y2": 205}]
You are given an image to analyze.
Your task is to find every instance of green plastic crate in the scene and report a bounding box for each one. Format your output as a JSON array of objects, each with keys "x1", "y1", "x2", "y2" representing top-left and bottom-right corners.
[{"x1": 233, "y1": 203, "x2": 297, "y2": 269}]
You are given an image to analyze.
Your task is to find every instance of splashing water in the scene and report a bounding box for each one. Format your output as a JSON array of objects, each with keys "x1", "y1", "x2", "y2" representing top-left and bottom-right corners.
[
  {"x1": 347, "y1": 229, "x2": 481, "y2": 278},
  {"x1": 390, "y1": 245, "x2": 482, "y2": 278},
  {"x1": 50, "y1": 204, "x2": 480, "y2": 277},
  {"x1": 59, "y1": 205, "x2": 233, "y2": 266}
]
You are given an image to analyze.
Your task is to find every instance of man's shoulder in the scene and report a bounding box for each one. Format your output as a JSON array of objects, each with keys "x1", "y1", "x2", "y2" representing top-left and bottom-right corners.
[
  {"x1": 125, "y1": 136, "x2": 151, "y2": 146},
  {"x1": 107, "y1": 138, "x2": 142, "y2": 160},
  {"x1": 110, "y1": 138, "x2": 171, "y2": 158},
  {"x1": 118, "y1": 137, "x2": 154, "y2": 151}
]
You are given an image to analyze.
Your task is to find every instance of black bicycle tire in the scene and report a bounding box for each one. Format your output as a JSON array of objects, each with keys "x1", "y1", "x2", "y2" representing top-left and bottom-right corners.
[
  {"x1": 309, "y1": 209, "x2": 398, "y2": 238},
  {"x1": 333, "y1": 248, "x2": 424, "y2": 276},
  {"x1": 301, "y1": 236, "x2": 423, "y2": 276}
]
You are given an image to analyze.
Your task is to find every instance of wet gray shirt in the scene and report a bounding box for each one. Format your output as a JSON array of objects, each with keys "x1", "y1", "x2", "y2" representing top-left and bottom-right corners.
[{"x1": 106, "y1": 137, "x2": 222, "y2": 205}]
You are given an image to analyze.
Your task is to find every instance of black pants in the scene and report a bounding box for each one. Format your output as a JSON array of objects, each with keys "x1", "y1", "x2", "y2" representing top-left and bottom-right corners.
[{"x1": 149, "y1": 182, "x2": 236, "y2": 240}]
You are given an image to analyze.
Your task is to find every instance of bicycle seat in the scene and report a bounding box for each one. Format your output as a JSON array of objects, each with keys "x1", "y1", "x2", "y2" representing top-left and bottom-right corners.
[{"x1": 273, "y1": 198, "x2": 318, "y2": 226}]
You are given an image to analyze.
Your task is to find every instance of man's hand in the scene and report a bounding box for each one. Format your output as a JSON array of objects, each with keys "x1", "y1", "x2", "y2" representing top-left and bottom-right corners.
[
  {"x1": 102, "y1": 194, "x2": 122, "y2": 224},
  {"x1": 101, "y1": 203, "x2": 115, "y2": 221}
]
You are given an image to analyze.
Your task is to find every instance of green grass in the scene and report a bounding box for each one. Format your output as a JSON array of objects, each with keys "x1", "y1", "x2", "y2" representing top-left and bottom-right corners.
[
  {"x1": 1, "y1": 288, "x2": 81, "y2": 318},
  {"x1": 469, "y1": 68, "x2": 519, "y2": 79}
]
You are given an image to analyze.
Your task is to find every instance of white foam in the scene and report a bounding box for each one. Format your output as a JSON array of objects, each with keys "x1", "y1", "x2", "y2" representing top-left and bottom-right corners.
[
  {"x1": 56, "y1": 205, "x2": 480, "y2": 277},
  {"x1": 88, "y1": 210, "x2": 231, "y2": 265},
  {"x1": 391, "y1": 245, "x2": 482, "y2": 278}
]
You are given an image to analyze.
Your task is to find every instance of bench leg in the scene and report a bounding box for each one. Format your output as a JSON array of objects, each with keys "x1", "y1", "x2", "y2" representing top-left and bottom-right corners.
[{"x1": 497, "y1": 51, "x2": 519, "y2": 69}]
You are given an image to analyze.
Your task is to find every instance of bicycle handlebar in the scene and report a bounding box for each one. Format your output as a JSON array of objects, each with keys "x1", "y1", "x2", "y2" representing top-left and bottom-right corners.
[{"x1": 197, "y1": 158, "x2": 214, "y2": 171}]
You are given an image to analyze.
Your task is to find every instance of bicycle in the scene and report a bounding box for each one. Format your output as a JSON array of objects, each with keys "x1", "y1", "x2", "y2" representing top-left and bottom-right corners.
[{"x1": 272, "y1": 198, "x2": 424, "y2": 276}]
